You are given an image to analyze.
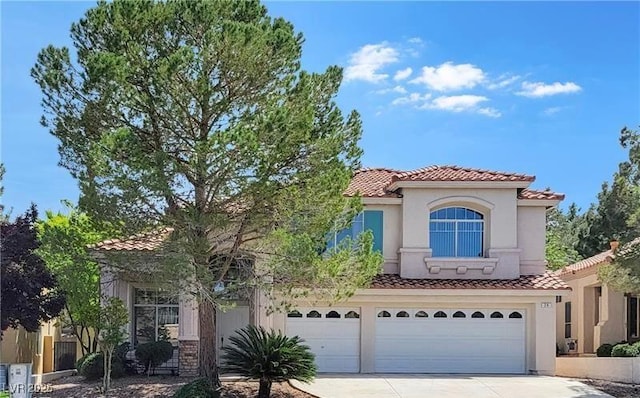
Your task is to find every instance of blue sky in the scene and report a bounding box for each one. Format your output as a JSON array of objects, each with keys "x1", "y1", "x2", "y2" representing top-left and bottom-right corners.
[{"x1": 2, "y1": 1, "x2": 639, "y2": 216}]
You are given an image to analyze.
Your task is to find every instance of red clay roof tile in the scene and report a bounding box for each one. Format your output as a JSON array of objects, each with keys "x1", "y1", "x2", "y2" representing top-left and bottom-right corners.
[
  {"x1": 370, "y1": 272, "x2": 569, "y2": 290},
  {"x1": 392, "y1": 165, "x2": 535, "y2": 183},
  {"x1": 90, "y1": 228, "x2": 173, "y2": 251}
]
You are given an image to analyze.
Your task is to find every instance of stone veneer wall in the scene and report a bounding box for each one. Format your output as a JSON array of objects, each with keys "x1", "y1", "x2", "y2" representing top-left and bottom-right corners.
[{"x1": 178, "y1": 340, "x2": 199, "y2": 377}]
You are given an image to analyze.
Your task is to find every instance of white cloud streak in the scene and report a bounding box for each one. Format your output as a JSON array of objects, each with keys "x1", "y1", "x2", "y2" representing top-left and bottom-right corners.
[
  {"x1": 344, "y1": 43, "x2": 399, "y2": 83},
  {"x1": 517, "y1": 81, "x2": 582, "y2": 98},
  {"x1": 393, "y1": 67, "x2": 413, "y2": 81},
  {"x1": 410, "y1": 62, "x2": 486, "y2": 91}
]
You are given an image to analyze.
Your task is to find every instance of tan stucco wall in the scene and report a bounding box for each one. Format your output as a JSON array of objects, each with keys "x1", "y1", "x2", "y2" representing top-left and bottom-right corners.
[
  {"x1": 271, "y1": 289, "x2": 561, "y2": 376},
  {"x1": 556, "y1": 270, "x2": 626, "y2": 354},
  {"x1": 517, "y1": 206, "x2": 547, "y2": 275}
]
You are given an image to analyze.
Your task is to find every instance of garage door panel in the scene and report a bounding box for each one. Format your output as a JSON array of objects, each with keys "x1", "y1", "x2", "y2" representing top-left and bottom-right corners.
[
  {"x1": 286, "y1": 308, "x2": 360, "y2": 373},
  {"x1": 375, "y1": 308, "x2": 526, "y2": 374}
]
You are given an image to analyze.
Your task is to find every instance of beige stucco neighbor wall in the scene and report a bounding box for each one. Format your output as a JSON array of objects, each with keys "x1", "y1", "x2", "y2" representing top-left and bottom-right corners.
[
  {"x1": 271, "y1": 289, "x2": 562, "y2": 376},
  {"x1": 556, "y1": 270, "x2": 626, "y2": 354},
  {"x1": 556, "y1": 357, "x2": 640, "y2": 383}
]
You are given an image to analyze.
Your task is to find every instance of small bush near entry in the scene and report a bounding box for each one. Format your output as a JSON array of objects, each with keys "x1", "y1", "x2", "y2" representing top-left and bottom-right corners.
[
  {"x1": 135, "y1": 340, "x2": 174, "y2": 376},
  {"x1": 611, "y1": 343, "x2": 640, "y2": 357},
  {"x1": 596, "y1": 343, "x2": 614, "y2": 357},
  {"x1": 173, "y1": 378, "x2": 220, "y2": 398},
  {"x1": 78, "y1": 352, "x2": 125, "y2": 380}
]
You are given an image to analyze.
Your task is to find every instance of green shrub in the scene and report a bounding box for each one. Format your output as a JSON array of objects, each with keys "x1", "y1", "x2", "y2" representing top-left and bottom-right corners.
[
  {"x1": 596, "y1": 343, "x2": 614, "y2": 357},
  {"x1": 611, "y1": 343, "x2": 640, "y2": 357},
  {"x1": 78, "y1": 351, "x2": 125, "y2": 380},
  {"x1": 222, "y1": 325, "x2": 316, "y2": 398},
  {"x1": 76, "y1": 353, "x2": 89, "y2": 370},
  {"x1": 173, "y1": 378, "x2": 220, "y2": 398},
  {"x1": 135, "y1": 340, "x2": 174, "y2": 375}
]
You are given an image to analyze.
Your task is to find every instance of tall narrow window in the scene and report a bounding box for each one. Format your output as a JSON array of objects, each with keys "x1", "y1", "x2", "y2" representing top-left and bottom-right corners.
[
  {"x1": 134, "y1": 288, "x2": 179, "y2": 346},
  {"x1": 629, "y1": 297, "x2": 638, "y2": 339},
  {"x1": 564, "y1": 301, "x2": 572, "y2": 339},
  {"x1": 429, "y1": 207, "x2": 484, "y2": 257}
]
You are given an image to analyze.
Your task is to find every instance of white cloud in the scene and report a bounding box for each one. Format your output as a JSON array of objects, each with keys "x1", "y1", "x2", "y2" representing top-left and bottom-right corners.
[
  {"x1": 486, "y1": 74, "x2": 521, "y2": 90},
  {"x1": 375, "y1": 85, "x2": 407, "y2": 95},
  {"x1": 477, "y1": 107, "x2": 502, "y2": 118},
  {"x1": 427, "y1": 95, "x2": 489, "y2": 112},
  {"x1": 344, "y1": 43, "x2": 399, "y2": 83},
  {"x1": 394, "y1": 67, "x2": 413, "y2": 81},
  {"x1": 408, "y1": 37, "x2": 423, "y2": 44},
  {"x1": 391, "y1": 92, "x2": 432, "y2": 106},
  {"x1": 542, "y1": 106, "x2": 565, "y2": 116},
  {"x1": 410, "y1": 62, "x2": 486, "y2": 91},
  {"x1": 517, "y1": 81, "x2": 582, "y2": 98}
]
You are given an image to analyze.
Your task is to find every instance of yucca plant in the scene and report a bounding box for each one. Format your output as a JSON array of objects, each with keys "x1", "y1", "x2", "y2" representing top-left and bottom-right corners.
[{"x1": 222, "y1": 325, "x2": 316, "y2": 398}]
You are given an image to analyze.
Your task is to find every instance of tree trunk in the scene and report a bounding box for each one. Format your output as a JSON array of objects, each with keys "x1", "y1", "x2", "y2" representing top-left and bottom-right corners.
[
  {"x1": 198, "y1": 299, "x2": 220, "y2": 388},
  {"x1": 258, "y1": 379, "x2": 272, "y2": 398}
]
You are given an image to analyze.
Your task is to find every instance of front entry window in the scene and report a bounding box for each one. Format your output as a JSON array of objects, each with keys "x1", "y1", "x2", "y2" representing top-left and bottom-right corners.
[
  {"x1": 134, "y1": 288, "x2": 179, "y2": 345},
  {"x1": 430, "y1": 207, "x2": 484, "y2": 257},
  {"x1": 629, "y1": 296, "x2": 639, "y2": 340}
]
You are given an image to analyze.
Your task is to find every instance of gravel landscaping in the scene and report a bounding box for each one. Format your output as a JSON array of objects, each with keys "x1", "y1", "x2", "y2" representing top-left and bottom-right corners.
[
  {"x1": 579, "y1": 378, "x2": 640, "y2": 398},
  {"x1": 33, "y1": 375, "x2": 315, "y2": 398}
]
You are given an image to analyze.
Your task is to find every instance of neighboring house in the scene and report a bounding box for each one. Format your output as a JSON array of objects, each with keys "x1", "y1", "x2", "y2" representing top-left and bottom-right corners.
[
  {"x1": 0, "y1": 321, "x2": 80, "y2": 374},
  {"x1": 96, "y1": 165, "x2": 569, "y2": 376},
  {"x1": 555, "y1": 237, "x2": 640, "y2": 355}
]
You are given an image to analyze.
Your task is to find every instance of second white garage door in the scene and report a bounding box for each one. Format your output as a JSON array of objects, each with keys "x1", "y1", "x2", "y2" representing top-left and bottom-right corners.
[
  {"x1": 375, "y1": 308, "x2": 526, "y2": 374},
  {"x1": 286, "y1": 307, "x2": 360, "y2": 373}
]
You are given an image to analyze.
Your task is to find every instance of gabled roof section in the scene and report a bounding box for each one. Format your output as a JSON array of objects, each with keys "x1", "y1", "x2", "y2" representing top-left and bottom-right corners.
[
  {"x1": 556, "y1": 237, "x2": 640, "y2": 277},
  {"x1": 344, "y1": 168, "x2": 401, "y2": 198},
  {"x1": 518, "y1": 189, "x2": 565, "y2": 201},
  {"x1": 90, "y1": 228, "x2": 173, "y2": 251},
  {"x1": 391, "y1": 165, "x2": 535, "y2": 183},
  {"x1": 346, "y1": 165, "x2": 562, "y2": 201}
]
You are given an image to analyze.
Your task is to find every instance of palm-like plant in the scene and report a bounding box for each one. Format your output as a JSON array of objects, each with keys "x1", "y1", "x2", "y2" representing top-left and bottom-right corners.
[{"x1": 222, "y1": 325, "x2": 316, "y2": 398}]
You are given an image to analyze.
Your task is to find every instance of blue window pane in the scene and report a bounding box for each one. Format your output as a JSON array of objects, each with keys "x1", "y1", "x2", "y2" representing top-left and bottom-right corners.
[
  {"x1": 352, "y1": 212, "x2": 364, "y2": 238},
  {"x1": 446, "y1": 208, "x2": 456, "y2": 219},
  {"x1": 430, "y1": 221, "x2": 455, "y2": 257},
  {"x1": 457, "y1": 221, "x2": 483, "y2": 257},
  {"x1": 456, "y1": 208, "x2": 466, "y2": 219},
  {"x1": 363, "y1": 210, "x2": 384, "y2": 253}
]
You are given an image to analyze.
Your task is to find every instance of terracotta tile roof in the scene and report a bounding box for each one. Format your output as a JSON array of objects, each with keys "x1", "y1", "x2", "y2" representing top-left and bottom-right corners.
[
  {"x1": 518, "y1": 188, "x2": 565, "y2": 201},
  {"x1": 556, "y1": 237, "x2": 640, "y2": 276},
  {"x1": 370, "y1": 272, "x2": 569, "y2": 290},
  {"x1": 391, "y1": 165, "x2": 535, "y2": 183},
  {"x1": 90, "y1": 228, "x2": 173, "y2": 251},
  {"x1": 344, "y1": 168, "x2": 401, "y2": 198},
  {"x1": 346, "y1": 165, "x2": 562, "y2": 201}
]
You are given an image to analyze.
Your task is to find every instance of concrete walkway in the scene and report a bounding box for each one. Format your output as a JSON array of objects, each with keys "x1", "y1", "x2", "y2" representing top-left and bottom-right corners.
[{"x1": 291, "y1": 375, "x2": 613, "y2": 398}]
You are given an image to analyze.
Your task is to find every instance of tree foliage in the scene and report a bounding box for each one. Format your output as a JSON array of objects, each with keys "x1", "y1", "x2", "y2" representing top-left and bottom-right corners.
[
  {"x1": 32, "y1": 0, "x2": 382, "y2": 382},
  {"x1": 1, "y1": 205, "x2": 65, "y2": 333},
  {"x1": 98, "y1": 297, "x2": 128, "y2": 397},
  {"x1": 545, "y1": 204, "x2": 585, "y2": 270},
  {"x1": 37, "y1": 206, "x2": 119, "y2": 355},
  {"x1": 578, "y1": 126, "x2": 640, "y2": 258}
]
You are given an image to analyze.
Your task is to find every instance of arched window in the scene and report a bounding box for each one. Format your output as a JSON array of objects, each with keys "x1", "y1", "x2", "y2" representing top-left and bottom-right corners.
[
  {"x1": 429, "y1": 207, "x2": 484, "y2": 257},
  {"x1": 490, "y1": 311, "x2": 504, "y2": 319},
  {"x1": 326, "y1": 310, "x2": 340, "y2": 318},
  {"x1": 415, "y1": 311, "x2": 429, "y2": 318},
  {"x1": 377, "y1": 310, "x2": 391, "y2": 318},
  {"x1": 345, "y1": 311, "x2": 360, "y2": 319},
  {"x1": 396, "y1": 311, "x2": 410, "y2": 318},
  {"x1": 306, "y1": 310, "x2": 321, "y2": 318},
  {"x1": 434, "y1": 311, "x2": 447, "y2": 318},
  {"x1": 453, "y1": 311, "x2": 466, "y2": 318},
  {"x1": 509, "y1": 311, "x2": 523, "y2": 319},
  {"x1": 471, "y1": 311, "x2": 485, "y2": 318},
  {"x1": 287, "y1": 310, "x2": 302, "y2": 318}
]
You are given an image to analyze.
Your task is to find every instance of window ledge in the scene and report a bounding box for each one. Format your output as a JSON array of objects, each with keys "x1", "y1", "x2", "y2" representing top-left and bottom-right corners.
[{"x1": 424, "y1": 257, "x2": 499, "y2": 275}]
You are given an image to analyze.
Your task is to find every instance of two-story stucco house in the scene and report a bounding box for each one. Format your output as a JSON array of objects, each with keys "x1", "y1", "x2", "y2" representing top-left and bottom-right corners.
[{"x1": 95, "y1": 165, "x2": 569, "y2": 376}]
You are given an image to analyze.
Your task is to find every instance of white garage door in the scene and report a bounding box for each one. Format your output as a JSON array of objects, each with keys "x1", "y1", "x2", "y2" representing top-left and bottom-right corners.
[
  {"x1": 375, "y1": 308, "x2": 526, "y2": 374},
  {"x1": 286, "y1": 307, "x2": 360, "y2": 373}
]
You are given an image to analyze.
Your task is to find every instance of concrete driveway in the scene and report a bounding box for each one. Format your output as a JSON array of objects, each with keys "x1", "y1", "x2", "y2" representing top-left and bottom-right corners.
[{"x1": 291, "y1": 375, "x2": 613, "y2": 398}]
